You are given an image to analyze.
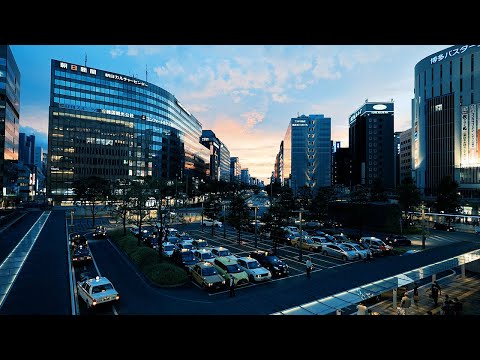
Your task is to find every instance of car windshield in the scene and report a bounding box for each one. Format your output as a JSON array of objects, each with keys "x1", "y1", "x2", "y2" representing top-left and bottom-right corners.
[
  {"x1": 202, "y1": 267, "x2": 218, "y2": 276},
  {"x1": 202, "y1": 252, "x2": 214, "y2": 259},
  {"x1": 340, "y1": 244, "x2": 354, "y2": 250},
  {"x1": 92, "y1": 284, "x2": 114, "y2": 293},
  {"x1": 226, "y1": 264, "x2": 242, "y2": 273},
  {"x1": 197, "y1": 242, "x2": 208, "y2": 248},
  {"x1": 354, "y1": 244, "x2": 366, "y2": 250},
  {"x1": 164, "y1": 245, "x2": 174, "y2": 251},
  {"x1": 182, "y1": 252, "x2": 195, "y2": 261},
  {"x1": 218, "y1": 250, "x2": 231, "y2": 256},
  {"x1": 266, "y1": 255, "x2": 279, "y2": 263},
  {"x1": 247, "y1": 261, "x2": 260, "y2": 269}
]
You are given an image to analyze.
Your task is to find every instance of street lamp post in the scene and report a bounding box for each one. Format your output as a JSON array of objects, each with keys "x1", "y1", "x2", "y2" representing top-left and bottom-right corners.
[
  {"x1": 201, "y1": 201, "x2": 204, "y2": 233},
  {"x1": 254, "y1": 206, "x2": 258, "y2": 248},
  {"x1": 223, "y1": 203, "x2": 226, "y2": 239},
  {"x1": 421, "y1": 202, "x2": 426, "y2": 249},
  {"x1": 293, "y1": 208, "x2": 305, "y2": 261}
]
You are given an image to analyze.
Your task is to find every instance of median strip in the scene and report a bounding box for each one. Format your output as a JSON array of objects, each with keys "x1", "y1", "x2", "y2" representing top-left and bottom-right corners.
[{"x1": 0, "y1": 211, "x2": 51, "y2": 309}]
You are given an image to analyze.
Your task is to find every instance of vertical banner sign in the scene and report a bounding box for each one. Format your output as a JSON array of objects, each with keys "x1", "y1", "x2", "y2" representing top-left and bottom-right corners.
[
  {"x1": 462, "y1": 106, "x2": 469, "y2": 164},
  {"x1": 477, "y1": 104, "x2": 480, "y2": 163},
  {"x1": 470, "y1": 104, "x2": 477, "y2": 162}
]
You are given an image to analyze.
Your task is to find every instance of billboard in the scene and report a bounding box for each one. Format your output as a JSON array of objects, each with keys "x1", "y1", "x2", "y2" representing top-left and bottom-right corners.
[{"x1": 461, "y1": 104, "x2": 480, "y2": 166}]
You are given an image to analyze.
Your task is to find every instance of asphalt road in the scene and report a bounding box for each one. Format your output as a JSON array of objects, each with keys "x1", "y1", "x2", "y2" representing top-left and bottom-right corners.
[{"x1": 0, "y1": 210, "x2": 71, "y2": 315}]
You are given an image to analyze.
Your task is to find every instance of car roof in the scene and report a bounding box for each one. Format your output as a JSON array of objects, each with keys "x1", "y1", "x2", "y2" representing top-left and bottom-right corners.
[
  {"x1": 194, "y1": 248, "x2": 212, "y2": 254},
  {"x1": 196, "y1": 261, "x2": 214, "y2": 269},
  {"x1": 237, "y1": 256, "x2": 257, "y2": 262},
  {"x1": 84, "y1": 276, "x2": 113, "y2": 286},
  {"x1": 212, "y1": 246, "x2": 229, "y2": 251},
  {"x1": 214, "y1": 256, "x2": 237, "y2": 265}
]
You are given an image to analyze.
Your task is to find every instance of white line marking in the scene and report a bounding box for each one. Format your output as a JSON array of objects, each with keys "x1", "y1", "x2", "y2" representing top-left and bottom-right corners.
[
  {"x1": 65, "y1": 215, "x2": 78, "y2": 316},
  {"x1": 112, "y1": 305, "x2": 118, "y2": 315},
  {"x1": 0, "y1": 211, "x2": 51, "y2": 310}
]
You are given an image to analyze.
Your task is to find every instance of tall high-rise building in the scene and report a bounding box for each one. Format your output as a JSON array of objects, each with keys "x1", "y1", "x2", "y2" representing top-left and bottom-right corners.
[
  {"x1": 19, "y1": 133, "x2": 35, "y2": 165},
  {"x1": 48, "y1": 59, "x2": 209, "y2": 204},
  {"x1": 241, "y1": 168, "x2": 250, "y2": 185},
  {"x1": 200, "y1": 130, "x2": 220, "y2": 181},
  {"x1": 349, "y1": 101, "x2": 394, "y2": 189},
  {"x1": 274, "y1": 140, "x2": 284, "y2": 184},
  {"x1": 34, "y1": 146, "x2": 45, "y2": 172},
  {"x1": 230, "y1": 157, "x2": 241, "y2": 183},
  {"x1": 332, "y1": 147, "x2": 352, "y2": 187},
  {"x1": 400, "y1": 128, "x2": 413, "y2": 184},
  {"x1": 219, "y1": 142, "x2": 230, "y2": 182},
  {"x1": 0, "y1": 45, "x2": 20, "y2": 207},
  {"x1": 413, "y1": 45, "x2": 480, "y2": 197},
  {"x1": 394, "y1": 131, "x2": 401, "y2": 188},
  {"x1": 282, "y1": 114, "x2": 331, "y2": 195}
]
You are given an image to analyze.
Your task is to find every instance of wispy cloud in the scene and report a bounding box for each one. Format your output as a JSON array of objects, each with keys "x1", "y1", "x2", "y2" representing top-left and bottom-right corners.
[
  {"x1": 21, "y1": 105, "x2": 49, "y2": 133},
  {"x1": 241, "y1": 110, "x2": 265, "y2": 130},
  {"x1": 188, "y1": 104, "x2": 210, "y2": 113},
  {"x1": 154, "y1": 59, "x2": 185, "y2": 77},
  {"x1": 110, "y1": 46, "x2": 124, "y2": 58}
]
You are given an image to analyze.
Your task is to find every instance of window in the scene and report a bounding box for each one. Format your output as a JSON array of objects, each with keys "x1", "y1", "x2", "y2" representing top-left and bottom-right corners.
[
  {"x1": 460, "y1": 78, "x2": 463, "y2": 92},
  {"x1": 471, "y1": 75, "x2": 474, "y2": 90},
  {"x1": 450, "y1": 81, "x2": 452, "y2": 93},
  {"x1": 450, "y1": 60, "x2": 452, "y2": 76},
  {"x1": 460, "y1": 57, "x2": 463, "y2": 75},
  {"x1": 471, "y1": 92, "x2": 474, "y2": 104},
  {"x1": 431, "y1": 67, "x2": 434, "y2": 80}
]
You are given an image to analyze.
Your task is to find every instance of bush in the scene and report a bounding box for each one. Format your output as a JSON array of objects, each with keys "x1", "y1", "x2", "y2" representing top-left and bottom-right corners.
[
  {"x1": 144, "y1": 263, "x2": 188, "y2": 286},
  {"x1": 129, "y1": 247, "x2": 159, "y2": 272}
]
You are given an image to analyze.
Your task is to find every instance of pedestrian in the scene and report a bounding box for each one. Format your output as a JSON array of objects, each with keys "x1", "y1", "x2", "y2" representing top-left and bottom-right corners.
[
  {"x1": 357, "y1": 302, "x2": 368, "y2": 315},
  {"x1": 400, "y1": 292, "x2": 412, "y2": 315},
  {"x1": 441, "y1": 294, "x2": 451, "y2": 315},
  {"x1": 451, "y1": 297, "x2": 463, "y2": 316},
  {"x1": 305, "y1": 256, "x2": 313, "y2": 278},
  {"x1": 229, "y1": 275, "x2": 235, "y2": 297},
  {"x1": 413, "y1": 282, "x2": 419, "y2": 306},
  {"x1": 430, "y1": 281, "x2": 441, "y2": 306}
]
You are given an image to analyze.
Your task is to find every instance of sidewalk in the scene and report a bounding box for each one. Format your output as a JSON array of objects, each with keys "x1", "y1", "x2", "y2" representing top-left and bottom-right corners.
[{"x1": 368, "y1": 272, "x2": 480, "y2": 315}]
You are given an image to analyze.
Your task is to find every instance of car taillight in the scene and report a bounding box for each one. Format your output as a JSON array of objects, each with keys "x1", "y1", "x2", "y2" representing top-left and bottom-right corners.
[
  {"x1": 115, "y1": 295, "x2": 120, "y2": 300},
  {"x1": 92, "y1": 300, "x2": 97, "y2": 306}
]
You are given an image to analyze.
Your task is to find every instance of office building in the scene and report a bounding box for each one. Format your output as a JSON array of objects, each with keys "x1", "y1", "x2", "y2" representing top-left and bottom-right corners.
[
  {"x1": 48, "y1": 59, "x2": 209, "y2": 204},
  {"x1": 349, "y1": 101, "x2": 394, "y2": 189},
  {"x1": 19, "y1": 133, "x2": 35, "y2": 165},
  {"x1": 394, "y1": 131, "x2": 401, "y2": 188},
  {"x1": 274, "y1": 141, "x2": 284, "y2": 184},
  {"x1": 219, "y1": 142, "x2": 230, "y2": 182},
  {"x1": 0, "y1": 45, "x2": 20, "y2": 207},
  {"x1": 400, "y1": 128, "x2": 413, "y2": 185},
  {"x1": 282, "y1": 114, "x2": 331, "y2": 195},
  {"x1": 241, "y1": 168, "x2": 250, "y2": 185},
  {"x1": 413, "y1": 45, "x2": 480, "y2": 196},
  {"x1": 332, "y1": 147, "x2": 352, "y2": 187},
  {"x1": 230, "y1": 157, "x2": 241, "y2": 183}
]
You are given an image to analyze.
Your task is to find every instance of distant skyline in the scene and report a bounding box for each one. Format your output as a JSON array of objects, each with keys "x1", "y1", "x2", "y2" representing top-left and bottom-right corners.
[{"x1": 12, "y1": 45, "x2": 448, "y2": 183}]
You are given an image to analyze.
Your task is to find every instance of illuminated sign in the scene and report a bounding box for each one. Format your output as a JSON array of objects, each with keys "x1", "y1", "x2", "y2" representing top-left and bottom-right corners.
[
  {"x1": 101, "y1": 109, "x2": 134, "y2": 118},
  {"x1": 176, "y1": 100, "x2": 191, "y2": 116},
  {"x1": 372, "y1": 104, "x2": 387, "y2": 110},
  {"x1": 59, "y1": 61, "x2": 96, "y2": 75},
  {"x1": 105, "y1": 73, "x2": 148, "y2": 87},
  {"x1": 292, "y1": 123, "x2": 308, "y2": 127},
  {"x1": 462, "y1": 106, "x2": 469, "y2": 164},
  {"x1": 430, "y1": 45, "x2": 480, "y2": 64},
  {"x1": 349, "y1": 109, "x2": 362, "y2": 124},
  {"x1": 141, "y1": 114, "x2": 172, "y2": 127},
  {"x1": 201, "y1": 137, "x2": 211, "y2": 142}
]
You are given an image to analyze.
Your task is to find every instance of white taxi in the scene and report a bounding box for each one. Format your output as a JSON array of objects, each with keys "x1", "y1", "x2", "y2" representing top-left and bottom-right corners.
[
  {"x1": 237, "y1": 257, "x2": 271, "y2": 283},
  {"x1": 77, "y1": 275, "x2": 120, "y2": 309}
]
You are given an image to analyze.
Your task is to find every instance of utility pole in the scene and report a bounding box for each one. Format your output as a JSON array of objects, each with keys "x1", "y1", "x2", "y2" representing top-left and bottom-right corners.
[
  {"x1": 223, "y1": 202, "x2": 226, "y2": 239},
  {"x1": 293, "y1": 208, "x2": 305, "y2": 261},
  {"x1": 421, "y1": 202, "x2": 426, "y2": 249}
]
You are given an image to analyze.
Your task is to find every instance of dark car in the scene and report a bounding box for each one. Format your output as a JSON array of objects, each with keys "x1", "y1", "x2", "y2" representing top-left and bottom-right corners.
[
  {"x1": 172, "y1": 249, "x2": 199, "y2": 271},
  {"x1": 433, "y1": 222, "x2": 455, "y2": 231},
  {"x1": 384, "y1": 234, "x2": 412, "y2": 247},
  {"x1": 249, "y1": 250, "x2": 289, "y2": 277},
  {"x1": 144, "y1": 235, "x2": 159, "y2": 249},
  {"x1": 71, "y1": 245, "x2": 92, "y2": 265},
  {"x1": 92, "y1": 225, "x2": 107, "y2": 239},
  {"x1": 69, "y1": 233, "x2": 88, "y2": 248}
]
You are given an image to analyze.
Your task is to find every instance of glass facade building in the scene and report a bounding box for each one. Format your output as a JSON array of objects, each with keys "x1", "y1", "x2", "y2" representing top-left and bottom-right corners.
[
  {"x1": 230, "y1": 156, "x2": 241, "y2": 183},
  {"x1": 413, "y1": 45, "x2": 480, "y2": 196},
  {"x1": 349, "y1": 102, "x2": 394, "y2": 189},
  {"x1": 0, "y1": 45, "x2": 20, "y2": 206},
  {"x1": 219, "y1": 142, "x2": 230, "y2": 182},
  {"x1": 282, "y1": 114, "x2": 331, "y2": 194},
  {"x1": 48, "y1": 60, "x2": 209, "y2": 203}
]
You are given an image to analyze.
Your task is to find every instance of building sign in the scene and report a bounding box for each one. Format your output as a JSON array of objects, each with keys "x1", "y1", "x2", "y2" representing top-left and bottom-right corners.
[
  {"x1": 292, "y1": 123, "x2": 307, "y2": 127},
  {"x1": 59, "y1": 61, "x2": 96, "y2": 75},
  {"x1": 349, "y1": 109, "x2": 362, "y2": 124},
  {"x1": 430, "y1": 45, "x2": 480, "y2": 64},
  {"x1": 101, "y1": 109, "x2": 134, "y2": 118},
  {"x1": 141, "y1": 114, "x2": 172, "y2": 127},
  {"x1": 462, "y1": 106, "x2": 469, "y2": 164},
  {"x1": 105, "y1": 73, "x2": 148, "y2": 87},
  {"x1": 372, "y1": 104, "x2": 387, "y2": 110},
  {"x1": 201, "y1": 137, "x2": 211, "y2": 142},
  {"x1": 470, "y1": 104, "x2": 477, "y2": 154},
  {"x1": 175, "y1": 100, "x2": 191, "y2": 116}
]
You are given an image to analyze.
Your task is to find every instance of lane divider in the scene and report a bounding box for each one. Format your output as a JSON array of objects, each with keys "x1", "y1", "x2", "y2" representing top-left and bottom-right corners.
[
  {"x1": 66, "y1": 215, "x2": 79, "y2": 315},
  {"x1": 0, "y1": 211, "x2": 51, "y2": 310}
]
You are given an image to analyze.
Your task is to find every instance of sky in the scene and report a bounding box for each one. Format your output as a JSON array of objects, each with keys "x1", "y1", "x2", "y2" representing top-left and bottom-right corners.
[{"x1": 11, "y1": 45, "x2": 449, "y2": 183}]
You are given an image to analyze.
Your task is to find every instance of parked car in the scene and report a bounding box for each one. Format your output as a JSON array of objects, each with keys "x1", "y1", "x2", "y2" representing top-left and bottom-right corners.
[
  {"x1": 310, "y1": 236, "x2": 329, "y2": 246},
  {"x1": 211, "y1": 246, "x2": 238, "y2": 261},
  {"x1": 433, "y1": 222, "x2": 455, "y2": 231},
  {"x1": 213, "y1": 257, "x2": 249, "y2": 286},
  {"x1": 384, "y1": 234, "x2": 412, "y2": 247},
  {"x1": 191, "y1": 262, "x2": 226, "y2": 291},
  {"x1": 192, "y1": 239, "x2": 210, "y2": 250},
  {"x1": 92, "y1": 225, "x2": 107, "y2": 239},
  {"x1": 172, "y1": 249, "x2": 199, "y2": 271},
  {"x1": 237, "y1": 257, "x2": 272, "y2": 283},
  {"x1": 71, "y1": 245, "x2": 92, "y2": 265},
  {"x1": 359, "y1": 237, "x2": 393, "y2": 256},
  {"x1": 249, "y1": 250, "x2": 289, "y2": 277},
  {"x1": 177, "y1": 242, "x2": 195, "y2": 251},
  {"x1": 192, "y1": 249, "x2": 216, "y2": 264},
  {"x1": 162, "y1": 243, "x2": 178, "y2": 257},
  {"x1": 306, "y1": 220, "x2": 322, "y2": 228},
  {"x1": 77, "y1": 275, "x2": 119, "y2": 309},
  {"x1": 202, "y1": 219, "x2": 223, "y2": 227},
  {"x1": 341, "y1": 242, "x2": 372, "y2": 260},
  {"x1": 333, "y1": 233, "x2": 349, "y2": 243},
  {"x1": 321, "y1": 243, "x2": 359, "y2": 261},
  {"x1": 291, "y1": 237, "x2": 322, "y2": 252},
  {"x1": 144, "y1": 235, "x2": 159, "y2": 250}
]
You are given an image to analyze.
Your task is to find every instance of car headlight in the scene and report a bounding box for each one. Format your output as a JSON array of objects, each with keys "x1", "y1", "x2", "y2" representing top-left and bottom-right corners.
[
  {"x1": 207, "y1": 282, "x2": 213, "y2": 287},
  {"x1": 256, "y1": 274, "x2": 261, "y2": 278},
  {"x1": 222, "y1": 280, "x2": 225, "y2": 284}
]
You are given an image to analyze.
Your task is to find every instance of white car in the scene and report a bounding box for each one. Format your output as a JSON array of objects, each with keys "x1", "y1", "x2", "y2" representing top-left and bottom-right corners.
[
  {"x1": 237, "y1": 257, "x2": 271, "y2": 283},
  {"x1": 342, "y1": 242, "x2": 372, "y2": 259},
  {"x1": 321, "y1": 243, "x2": 359, "y2": 261},
  {"x1": 192, "y1": 249, "x2": 216, "y2": 264},
  {"x1": 162, "y1": 242, "x2": 177, "y2": 257},
  {"x1": 202, "y1": 219, "x2": 223, "y2": 227},
  {"x1": 77, "y1": 275, "x2": 120, "y2": 309},
  {"x1": 211, "y1": 246, "x2": 238, "y2": 261},
  {"x1": 359, "y1": 237, "x2": 393, "y2": 256}
]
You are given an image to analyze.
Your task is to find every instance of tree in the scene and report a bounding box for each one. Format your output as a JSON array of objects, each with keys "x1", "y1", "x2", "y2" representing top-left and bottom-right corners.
[
  {"x1": 309, "y1": 186, "x2": 335, "y2": 221},
  {"x1": 350, "y1": 185, "x2": 369, "y2": 204},
  {"x1": 111, "y1": 179, "x2": 133, "y2": 235},
  {"x1": 296, "y1": 185, "x2": 313, "y2": 209},
  {"x1": 72, "y1": 176, "x2": 111, "y2": 228},
  {"x1": 370, "y1": 177, "x2": 388, "y2": 202},
  {"x1": 227, "y1": 192, "x2": 250, "y2": 244},
  {"x1": 398, "y1": 176, "x2": 421, "y2": 220},
  {"x1": 203, "y1": 193, "x2": 223, "y2": 236},
  {"x1": 129, "y1": 179, "x2": 154, "y2": 246},
  {"x1": 436, "y1": 176, "x2": 461, "y2": 220}
]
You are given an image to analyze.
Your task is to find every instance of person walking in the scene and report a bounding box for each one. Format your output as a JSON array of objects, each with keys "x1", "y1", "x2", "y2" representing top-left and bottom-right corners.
[
  {"x1": 441, "y1": 294, "x2": 451, "y2": 315},
  {"x1": 430, "y1": 281, "x2": 441, "y2": 306},
  {"x1": 413, "y1": 283, "x2": 419, "y2": 306},
  {"x1": 305, "y1": 256, "x2": 313, "y2": 278},
  {"x1": 229, "y1": 275, "x2": 236, "y2": 297},
  {"x1": 356, "y1": 302, "x2": 368, "y2": 315},
  {"x1": 400, "y1": 292, "x2": 412, "y2": 315}
]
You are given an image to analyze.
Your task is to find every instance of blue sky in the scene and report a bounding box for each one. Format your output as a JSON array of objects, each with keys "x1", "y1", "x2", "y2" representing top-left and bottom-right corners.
[{"x1": 11, "y1": 45, "x2": 448, "y2": 183}]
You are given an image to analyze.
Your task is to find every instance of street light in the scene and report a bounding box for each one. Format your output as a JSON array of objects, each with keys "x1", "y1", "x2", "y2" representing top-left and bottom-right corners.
[
  {"x1": 249, "y1": 205, "x2": 259, "y2": 248},
  {"x1": 223, "y1": 202, "x2": 227, "y2": 239},
  {"x1": 293, "y1": 208, "x2": 305, "y2": 261},
  {"x1": 201, "y1": 201, "x2": 204, "y2": 233},
  {"x1": 421, "y1": 202, "x2": 426, "y2": 249}
]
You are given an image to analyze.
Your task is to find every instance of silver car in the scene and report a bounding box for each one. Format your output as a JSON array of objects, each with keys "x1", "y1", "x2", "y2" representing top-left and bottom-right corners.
[
  {"x1": 342, "y1": 242, "x2": 372, "y2": 260},
  {"x1": 321, "y1": 243, "x2": 359, "y2": 261}
]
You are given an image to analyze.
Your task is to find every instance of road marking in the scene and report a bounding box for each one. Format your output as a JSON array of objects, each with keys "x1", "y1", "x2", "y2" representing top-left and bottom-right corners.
[
  {"x1": 65, "y1": 215, "x2": 79, "y2": 316},
  {"x1": 0, "y1": 211, "x2": 51, "y2": 310},
  {"x1": 112, "y1": 305, "x2": 118, "y2": 315}
]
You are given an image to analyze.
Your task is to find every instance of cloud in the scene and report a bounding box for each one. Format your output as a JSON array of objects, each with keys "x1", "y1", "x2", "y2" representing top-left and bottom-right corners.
[
  {"x1": 312, "y1": 56, "x2": 341, "y2": 80},
  {"x1": 241, "y1": 111, "x2": 265, "y2": 129},
  {"x1": 126, "y1": 46, "x2": 139, "y2": 56},
  {"x1": 271, "y1": 93, "x2": 290, "y2": 103},
  {"x1": 110, "y1": 46, "x2": 124, "y2": 58},
  {"x1": 154, "y1": 59, "x2": 185, "y2": 77},
  {"x1": 21, "y1": 105, "x2": 49, "y2": 133},
  {"x1": 188, "y1": 104, "x2": 210, "y2": 113}
]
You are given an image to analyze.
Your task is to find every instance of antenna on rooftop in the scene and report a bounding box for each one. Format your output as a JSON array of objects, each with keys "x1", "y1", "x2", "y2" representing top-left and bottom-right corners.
[
  {"x1": 146, "y1": 64, "x2": 148, "y2": 82},
  {"x1": 85, "y1": 53, "x2": 87, "y2": 67}
]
